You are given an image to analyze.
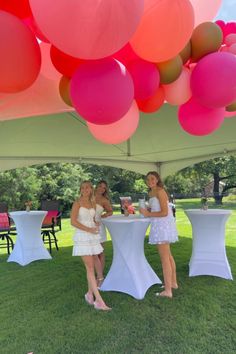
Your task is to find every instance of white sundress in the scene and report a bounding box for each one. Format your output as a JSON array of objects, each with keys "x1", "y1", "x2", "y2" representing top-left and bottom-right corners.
[
  {"x1": 72, "y1": 207, "x2": 103, "y2": 256},
  {"x1": 95, "y1": 204, "x2": 108, "y2": 243},
  {"x1": 149, "y1": 196, "x2": 178, "y2": 245}
]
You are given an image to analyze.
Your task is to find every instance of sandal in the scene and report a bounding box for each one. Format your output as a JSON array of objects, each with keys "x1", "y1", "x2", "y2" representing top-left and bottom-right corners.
[
  {"x1": 94, "y1": 301, "x2": 112, "y2": 311},
  {"x1": 85, "y1": 293, "x2": 94, "y2": 306}
]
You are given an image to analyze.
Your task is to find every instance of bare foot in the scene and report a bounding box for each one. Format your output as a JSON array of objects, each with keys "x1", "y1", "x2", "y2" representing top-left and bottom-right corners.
[
  {"x1": 85, "y1": 292, "x2": 94, "y2": 305},
  {"x1": 156, "y1": 291, "x2": 173, "y2": 298},
  {"x1": 160, "y1": 284, "x2": 178, "y2": 289}
]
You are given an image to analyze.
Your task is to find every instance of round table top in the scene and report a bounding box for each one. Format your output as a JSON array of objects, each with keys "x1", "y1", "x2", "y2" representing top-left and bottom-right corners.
[
  {"x1": 184, "y1": 209, "x2": 232, "y2": 215},
  {"x1": 9, "y1": 210, "x2": 47, "y2": 217},
  {"x1": 102, "y1": 214, "x2": 151, "y2": 224}
]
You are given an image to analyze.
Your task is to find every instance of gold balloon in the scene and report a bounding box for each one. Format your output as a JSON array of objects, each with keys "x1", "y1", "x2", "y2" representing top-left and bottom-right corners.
[
  {"x1": 191, "y1": 22, "x2": 223, "y2": 61},
  {"x1": 157, "y1": 55, "x2": 183, "y2": 84},
  {"x1": 59, "y1": 76, "x2": 73, "y2": 107},
  {"x1": 179, "y1": 41, "x2": 192, "y2": 64},
  {"x1": 226, "y1": 101, "x2": 236, "y2": 112}
]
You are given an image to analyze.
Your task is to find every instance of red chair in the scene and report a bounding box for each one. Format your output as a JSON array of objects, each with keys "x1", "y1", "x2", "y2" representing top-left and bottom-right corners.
[
  {"x1": 41, "y1": 210, "x2": 61, "y2": 254},
  {"x1": 0, "y1": 213, "x2": 14, "y2": 254}
]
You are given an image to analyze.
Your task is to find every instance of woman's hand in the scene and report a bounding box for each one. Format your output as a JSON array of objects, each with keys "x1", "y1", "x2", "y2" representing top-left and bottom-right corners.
[
  {"x1": 90, "y1": 226, "x2": 99, "y2": 234},
  {"x1": 139, "y1": 208, "x2": 150, "y2": 217}
]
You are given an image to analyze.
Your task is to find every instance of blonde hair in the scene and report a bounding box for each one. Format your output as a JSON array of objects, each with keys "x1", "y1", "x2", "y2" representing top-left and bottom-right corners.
[{"x1": 79, "y1": 180, "x2": 96, "y2": 205}]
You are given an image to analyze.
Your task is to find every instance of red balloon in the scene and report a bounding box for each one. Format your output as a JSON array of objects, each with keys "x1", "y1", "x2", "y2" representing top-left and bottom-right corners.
[
  {"x1": 137, "y1": 86, "x2": 165, "y2": 113},
  {"x1": 50, "y1": 46, "x2": 85, "y2": 78},
  {"x1": 70, "y1": 58, "x2": 134, "y2": 125},
  {"x1": 112, "y1": 43, "x2": 140, "y2": 66},
  {"x1": 0, "y1": 0, "x2": 32, "y2": 19},
  {"x1": 23, "y1": 16, "x2": 49, "y2": 43},
  {"x1": 127, "y1": 59, "x2": 160, "y2": 100},
  {"x1": 178, "y1": 97, "x2": 225, "y2": 136},
  {"x1": 0, "y1": 11, "x2": 41, "y2": 93}
]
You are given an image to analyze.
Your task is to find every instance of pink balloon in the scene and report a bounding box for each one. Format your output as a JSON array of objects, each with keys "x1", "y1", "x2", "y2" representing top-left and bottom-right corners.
[
  {"x1": 0, "y1": 11, "x2": 41, "y2": 93},
  {"x1": 191, "y1": 52, "x2": 236, "y2": 108},
  {"x1": 178, "y1": 97, "x2": 225, "y2": 136},
  {"x1": 225, "y1": 33, "x2": 236, "y2": 46},
  {"x1": 224, "y1": 110, "x2": 236, "y2": 118},
  {"x1": 130, "y1": 0, "x2": 194, "y2": 62},
  {"x1": 70, "y1": 58, "x2": 134, "y2": 125},
  {"x1": 127, "y1": 59, "x2": 160, "y2": 100},
  {"x1": 30, "y1": 0, "x2": 144, "y2": 59},
  {"x1": 163, "y1": 67, "x2": 192, "y2": 105},
  {"x1": 87, "y1": 101, "x2": 139, "y2": 144},
  {"x1": 190, "y1": 0, "x2": 222, "y2": 27},
  {"x1": 228, "y1": 43, "x2": 236, "y2": 55}
]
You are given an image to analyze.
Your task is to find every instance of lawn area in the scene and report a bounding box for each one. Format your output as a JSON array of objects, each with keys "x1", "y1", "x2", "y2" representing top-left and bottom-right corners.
[{"x1": 0, "y1": 199, "x2": 236, "y2": 354}]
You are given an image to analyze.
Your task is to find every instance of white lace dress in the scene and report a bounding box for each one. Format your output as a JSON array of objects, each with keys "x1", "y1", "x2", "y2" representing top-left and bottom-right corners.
[
  {"x1": 149, "y1": 197, "x2": 178, "y2": 245},
  {"x1": 95, "y1": 204, "x2": 107, "y2": 243},
  {"x1": 72, "y1": 207, "x2": 103, "y2": 256}
]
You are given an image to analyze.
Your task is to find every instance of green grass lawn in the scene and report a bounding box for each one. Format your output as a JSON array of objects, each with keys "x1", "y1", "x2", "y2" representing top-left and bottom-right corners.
[{"x1": 0, "y1": 199, "x2": 236, "y2": 354}]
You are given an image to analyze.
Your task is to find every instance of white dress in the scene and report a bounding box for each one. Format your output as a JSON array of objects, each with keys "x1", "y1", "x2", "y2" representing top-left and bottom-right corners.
[
  {"x1": 95, "y1": 204, "x2": 107, "y2": 243},
  {"x1": 72, "y1": 207, "x2": 103, "y2": 256},
  {"x1": 149, "y1": 197, "x2": 178, "y2": 245}
]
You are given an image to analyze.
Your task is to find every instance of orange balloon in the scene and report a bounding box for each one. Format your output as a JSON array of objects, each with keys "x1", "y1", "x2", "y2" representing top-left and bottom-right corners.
[
  {"x1": 137, "y1": 86, "x2": 165, "y2": 113},
  {"x1": 130, "y1": 0, "x2": 194, "y2": 62},
  {"x1": 59, "y1": 76, "x2": 73, "y2": 107},
  {"x1": 191, "y1": 22, "x2": 223, "y2": 61},
  {"x1": 157, "y1": 55, "x2": 183, "y2": 84}
]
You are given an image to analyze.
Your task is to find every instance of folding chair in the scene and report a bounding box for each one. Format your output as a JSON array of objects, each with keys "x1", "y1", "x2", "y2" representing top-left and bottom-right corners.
[
  {"x1": 40, "y1": 200, "x2": 62, "y2": 254},
  {"x1": 0, "y1": 213, "x2": 14, "y2": 254}
]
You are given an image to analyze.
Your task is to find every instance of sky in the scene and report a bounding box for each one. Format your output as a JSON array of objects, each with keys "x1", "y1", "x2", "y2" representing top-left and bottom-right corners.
[{"x1": 215, "y1": 0, "x2": 236, "y2": 21}]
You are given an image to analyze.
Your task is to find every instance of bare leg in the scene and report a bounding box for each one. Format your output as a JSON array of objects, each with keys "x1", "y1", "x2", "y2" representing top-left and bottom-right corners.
[
  {"x1": 93, "y1": 255, "x2": 103, "y2": 286},
  {"x1": 169, "y1": 253, "x2": 178, "y2": 289},
  {"x1": 98, "y1": 242, "x2": 105, "y2": 273},
  {"x1": 81, "y1": 255, "x2": 111, "y2": 310},
  {"x1": 157, "y1": 244, "x2": 173, "y2": 298}
]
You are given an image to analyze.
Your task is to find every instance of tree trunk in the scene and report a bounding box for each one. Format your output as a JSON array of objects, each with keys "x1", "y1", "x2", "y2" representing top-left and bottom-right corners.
[{"x1": 213, "y1": 172, "x2": 223, "y2": 205}]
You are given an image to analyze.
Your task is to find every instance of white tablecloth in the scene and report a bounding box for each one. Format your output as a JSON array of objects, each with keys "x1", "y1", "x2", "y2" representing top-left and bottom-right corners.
[
  {"x1": 100, "y1": 214, "x2": 161, "y2": 299},
  {"x1": 7, "y1": 211, "x2": 52, "y2": 266},
  {"x1": 185, "y1": 209, "x2": 233, "y2": 280}
]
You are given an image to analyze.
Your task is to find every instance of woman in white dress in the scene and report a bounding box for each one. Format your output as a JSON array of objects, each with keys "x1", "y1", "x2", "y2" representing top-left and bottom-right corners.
[
  {"x1": 95, "y1": 180, "x2": 113, "y2": 287},
  {"x1": 140, "y1": 171, "x2": 178, "y2": 298},
  {"x1": 71, "y1": 180, "x2": 111, "y2": 311}
]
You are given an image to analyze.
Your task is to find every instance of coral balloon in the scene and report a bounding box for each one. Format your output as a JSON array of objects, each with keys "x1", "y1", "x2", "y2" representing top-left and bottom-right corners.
[
  {"x1": 189, "y1": 0, "x2": 222, "y2": 27},
  {"x1": 0, "y1": 0, "x2": 32, "y2": 19},
  {"x1": 40, "y1": 43, "x2": 61, "y2": 80},
  {"x1": 130, "y1": 0, "x2": 194, "y2": 62},
  {"x1": 59, "y1": 76, "x2": 73, "y2": 107},
  {"x1": 191, "y1": 22, "x2": 223, "y2": 61},
  {"x1": 127, "y1": 59, "x2": 160, "y2": 100},
  {"x1": 178, "y1": 97, "x2": 225, "y2": 136},
  {"x1": 30, "y1": 0, "x2": 144, "y2": 59},
  {"x1": 163, "y1": 67, "x2": 192, "y2": 105},
  {"x1": 87, "y1": 101, "x2": 139, "y2": 144},
  {"x1": 70, "y1": 58, "x2": 134, "y2": 125},
  {"x1": 0, "y1": 11, "x2": 41, "y2": 93},
  {"x1": 157, "y1": 55, "x2": 183, "y2": 85},
  {"x1": 191, "y1": 52, "x2": 236, "y2": 108},
  {"x1": 50, "y1": 46, "x2": 85, "y2": 78},
  {"x1": 137, "y1": 86, "x2": 165, "y2": 113}
]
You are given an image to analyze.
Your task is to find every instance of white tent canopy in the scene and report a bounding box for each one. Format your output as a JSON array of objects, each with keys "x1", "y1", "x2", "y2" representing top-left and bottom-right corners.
[{"x1": 0, "y1": 103, "x2": 236, "y2": 177}]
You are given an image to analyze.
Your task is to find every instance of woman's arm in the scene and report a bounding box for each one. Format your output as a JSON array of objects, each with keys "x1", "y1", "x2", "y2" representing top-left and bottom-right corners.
[
  {"x1": 140, "y1": 189, "x2": 168, "y2": 217},
  {"x1": 101, "y1": 199, "x2": 113, "y2": 218},
  {"x1": 70, "y1": 201, "x2": 98, "y2": 234}
]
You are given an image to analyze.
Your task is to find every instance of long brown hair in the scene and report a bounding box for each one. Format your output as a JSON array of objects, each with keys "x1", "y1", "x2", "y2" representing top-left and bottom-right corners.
[
  {"x1": 146, "y1": 171, "x2": 164, "y2": 189},
  {"x1": 96, "y1": 180, "x2": 110, "y2": 201}
]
